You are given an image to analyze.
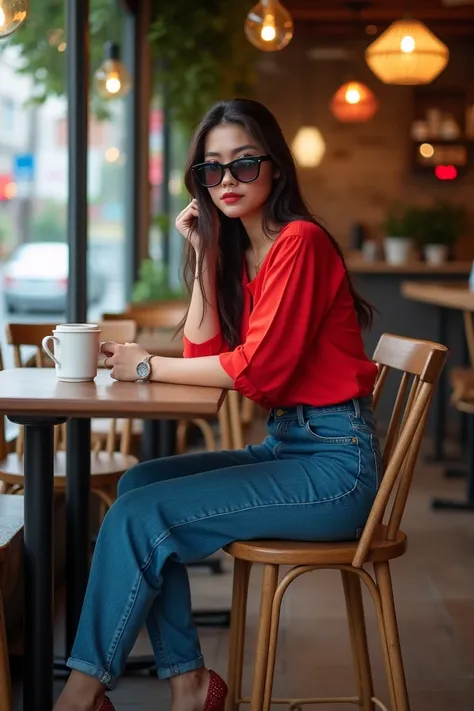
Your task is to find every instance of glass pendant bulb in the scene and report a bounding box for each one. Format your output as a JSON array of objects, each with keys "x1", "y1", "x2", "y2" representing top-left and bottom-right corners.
[
  {"x1": 245, "y1": 0, "x2": 294, "y2": 52},
  {"x1": 94, "y1": 42, "x2": 131, "y2": 100},
  {"x1": 0, "y1": 0, "x2": 28, "y2": 39}
]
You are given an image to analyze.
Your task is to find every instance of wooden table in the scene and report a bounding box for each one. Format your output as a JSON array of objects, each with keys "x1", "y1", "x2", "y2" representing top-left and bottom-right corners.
[
  {"x1": 0, "y1": 369, "x2": 224, "y2": 711},
  {"x1": 402, "y1": 281, "x2": 474, "y2": 511},
  {"x1": 401, "y1": 281, "x2": 474, "y2": 312}
]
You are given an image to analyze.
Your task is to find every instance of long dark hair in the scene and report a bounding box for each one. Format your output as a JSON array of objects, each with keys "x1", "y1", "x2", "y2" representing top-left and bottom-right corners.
[{"x1": 182, "y1": 98, "x2": 373, "y2": 348}]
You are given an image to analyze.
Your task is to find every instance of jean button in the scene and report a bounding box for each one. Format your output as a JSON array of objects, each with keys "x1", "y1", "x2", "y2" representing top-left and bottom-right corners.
[{"x1": 276, "y1": 409, "x2": 285, "y2": 416}]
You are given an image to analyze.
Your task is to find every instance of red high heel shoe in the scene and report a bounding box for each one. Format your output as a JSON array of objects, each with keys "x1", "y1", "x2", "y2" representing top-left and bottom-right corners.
[
  {"x1": 97, "y1": 670, "x2": 227, "y2": 711},
  {"x1": 204, "y1": 669, "x2": 228, "y2": 711}
]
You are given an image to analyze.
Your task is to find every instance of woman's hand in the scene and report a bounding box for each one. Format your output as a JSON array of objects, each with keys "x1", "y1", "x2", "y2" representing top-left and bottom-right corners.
[
  {"x1": 175, "y1": 199, "x2": 201, "y2": 250},
  {"x1": 100, "y1": 341, "x2": 151, "y2": 382},
  {"x1": 175, "y1": 198, "x2": 219, "y2": 254}
]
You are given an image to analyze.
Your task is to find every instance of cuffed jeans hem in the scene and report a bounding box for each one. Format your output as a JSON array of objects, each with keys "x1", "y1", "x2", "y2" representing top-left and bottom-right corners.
[
  {"x1": 66, "y1": 657, "x2": 116, "y2": 690},
  {"x1": 157, "y1": 655, "x2": 205, "y2": 680}
]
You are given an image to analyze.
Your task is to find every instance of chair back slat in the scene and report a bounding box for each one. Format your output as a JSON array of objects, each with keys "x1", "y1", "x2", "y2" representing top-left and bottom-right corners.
[
  {"x1": 381, "y1": 371, "x2": 409, "y2": 470},
  {"x1": 387, "y1": 398, "x2": 430, "y2": 540},
  {"x1": 103, "y1": 301, "x2": 186, "y2": 333},
  {"x1": 6, "y1": 323, "x2": 57, "y2": 368},
  {"x1": 372, "y1": 364, "x2": 388, "y2": 409},
  {"x1": 99, "y1": 320, "x2": 137, "y2": 345},
  {"x1": 352, "y1": 334, "x2": 447, "y2": 568}
]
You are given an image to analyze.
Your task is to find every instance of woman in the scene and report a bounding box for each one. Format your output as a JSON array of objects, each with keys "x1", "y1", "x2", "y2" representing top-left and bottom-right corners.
[{"x1": 54, "y1": 98, "x2": 380, "y2": 711}]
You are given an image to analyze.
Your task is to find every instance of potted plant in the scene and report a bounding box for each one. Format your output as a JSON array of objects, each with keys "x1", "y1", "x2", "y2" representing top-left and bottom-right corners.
[
  {"x1": 382, "y1": 205, "x2": 417, "y2": 265},
  {"x1": 131, "y1": 259, "x2": 184, "y2": 304},
  {"x1": 416, "y1": 201, "x2": 467, "y2": 265}
]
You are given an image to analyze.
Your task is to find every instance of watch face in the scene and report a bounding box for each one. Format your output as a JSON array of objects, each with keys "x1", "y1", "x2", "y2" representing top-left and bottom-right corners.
[{"x1": 136, "y1": 360, "x2": 150, "y2": 379}]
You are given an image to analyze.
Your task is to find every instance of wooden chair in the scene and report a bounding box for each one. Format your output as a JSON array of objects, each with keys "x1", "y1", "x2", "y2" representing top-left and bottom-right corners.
[
  {"x1": 0, "y1": 494, "x2": 24, "y2": 711},
  {"x1": 103, "y1": 299, "x2": 187, "y2": 333},
  {"x1": 224, "y1": 334, "x2": 448, "y2": 711},
  {"x1": 3, "y1": 325, "x2": 139, "y2": 515}
]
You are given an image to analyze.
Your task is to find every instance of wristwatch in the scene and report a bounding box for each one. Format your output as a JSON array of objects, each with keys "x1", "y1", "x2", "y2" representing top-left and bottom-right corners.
[{"x1": 136, "y1": 354, "x2": 155, "y2": 382}]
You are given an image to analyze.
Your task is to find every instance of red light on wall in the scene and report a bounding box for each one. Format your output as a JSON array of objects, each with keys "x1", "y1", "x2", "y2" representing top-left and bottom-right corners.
[{"x1": 435, "y1": 165, "x2": 457, "y2": 181}]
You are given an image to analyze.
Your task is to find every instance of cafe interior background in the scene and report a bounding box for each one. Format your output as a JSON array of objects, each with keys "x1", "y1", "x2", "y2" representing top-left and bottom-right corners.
[{"x1": 0, "y1": 0, "x2": 473, "y2": 710}]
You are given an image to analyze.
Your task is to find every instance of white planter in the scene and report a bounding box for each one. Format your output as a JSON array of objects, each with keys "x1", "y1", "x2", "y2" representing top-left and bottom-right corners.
[
  {"x1": 384, "y1": 237, "x2": 413, "y2": 265},
  {"x1": 423, "y1": 244, "x2": 448, "y2": 266}
]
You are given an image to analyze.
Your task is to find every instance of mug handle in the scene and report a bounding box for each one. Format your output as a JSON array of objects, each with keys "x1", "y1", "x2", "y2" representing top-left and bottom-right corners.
[{"x1": 41, "y1": 335, "x2": 60, "y2": 367}]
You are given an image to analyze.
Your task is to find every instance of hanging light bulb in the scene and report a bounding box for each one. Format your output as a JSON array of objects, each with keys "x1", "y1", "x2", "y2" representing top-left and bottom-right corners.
[
  {"x1": 0, "y1": 0, "x2": 28, "y2": 39},
  {"x1": 365, "y1": 19, "x2": 449, "y2": 85},
  {"x1": 330, "y1": 81, "x2": 379, "y2": 123},
  {"x1": 94, "y1": 42, "x2": 131, "y2": 99},
  {"x1": 245, "y1": 0, "x2": 294, "y2": 52},
  {"x1": 291, "y1": 127, "x2": 326, "y2": 168}
]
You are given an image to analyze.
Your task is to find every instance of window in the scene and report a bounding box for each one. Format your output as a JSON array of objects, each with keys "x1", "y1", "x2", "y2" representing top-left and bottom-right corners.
[{"x1": 1, "y1": 97, "x2": 15, "y2": 132}]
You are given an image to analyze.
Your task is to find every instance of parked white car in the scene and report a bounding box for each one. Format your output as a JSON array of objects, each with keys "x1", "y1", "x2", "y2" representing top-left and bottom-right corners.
[{"x1": 3, "y1": 242, "x2": 105, "y2": 313}]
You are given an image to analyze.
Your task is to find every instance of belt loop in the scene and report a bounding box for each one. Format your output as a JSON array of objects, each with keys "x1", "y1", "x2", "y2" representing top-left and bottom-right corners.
[
  {"x1": 296, "y1": 404, "x2": 305, "y2": 426},
  {"x1": 352, "y1": 398, "x2": 360, "y2": 419}
]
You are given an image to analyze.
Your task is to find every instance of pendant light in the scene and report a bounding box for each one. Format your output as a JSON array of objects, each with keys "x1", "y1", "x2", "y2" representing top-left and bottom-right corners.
[
  {"x1": 245, "y1": 0, "x2": 294, "y2": 52},
  {"x1": 291, "y1": 126, "x2": 326, "y2": 168},
  {"x1": 94, "y1": 42, "x2": 131, "y2": 99},
  {"x1": 365, "y1": 18, "x2": 449, "y2": 85},
  {"x1": 330, "y1": 80, "x2": 379, "y2": 123},
  {"x1": 0, "y1": 0, "x2": 28, "y2": 38}
]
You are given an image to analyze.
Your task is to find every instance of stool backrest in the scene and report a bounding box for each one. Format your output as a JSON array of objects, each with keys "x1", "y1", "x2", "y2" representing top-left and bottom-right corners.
[{"x1": 353, "y1": 334, "x2": 447, "y2": 567}]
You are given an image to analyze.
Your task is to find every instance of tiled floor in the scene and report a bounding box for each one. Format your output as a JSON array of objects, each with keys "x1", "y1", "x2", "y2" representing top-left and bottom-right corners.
[{"x1": 14, "y1": 434, "x2": 474, "y2": 710}]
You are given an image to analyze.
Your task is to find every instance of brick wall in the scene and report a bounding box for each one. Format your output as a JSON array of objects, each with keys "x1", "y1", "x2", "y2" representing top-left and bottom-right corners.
[{"x1": 255, "y1": 36, "x2": 474, "y2": 259}]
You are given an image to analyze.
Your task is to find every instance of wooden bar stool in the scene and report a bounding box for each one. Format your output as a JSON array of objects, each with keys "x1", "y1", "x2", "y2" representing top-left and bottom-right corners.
[{"x1": 224, "y1": 334, "x2": 448, "y2": 711}]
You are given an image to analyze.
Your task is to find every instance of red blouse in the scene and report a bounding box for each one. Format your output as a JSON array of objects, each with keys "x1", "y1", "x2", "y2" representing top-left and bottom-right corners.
[{"x1": 183, "y1": 220, "x2": 378, "y2": 409}]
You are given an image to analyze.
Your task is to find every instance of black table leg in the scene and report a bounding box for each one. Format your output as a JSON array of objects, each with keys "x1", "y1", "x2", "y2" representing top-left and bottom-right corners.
[
  {"x1": 8, "y1": 416, "x2": 67, "y2": 711},
  {"x1": 432, "y1": 414, "x2": 474, "y2": 511},
  {"x1": 141, "y1": 419, "x2": 177, "y2": 461},
  {"x1": 66, "y1": 418, "x2": 92, "y2": 655},
  {"x1": 53, "y1": 418, "x2": 92, "y2": 676}
]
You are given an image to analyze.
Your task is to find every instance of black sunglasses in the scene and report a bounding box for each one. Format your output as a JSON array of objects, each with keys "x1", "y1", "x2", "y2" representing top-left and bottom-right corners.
[{"x1": 191, "y1": 155, "x2": 272, "y2": 188}]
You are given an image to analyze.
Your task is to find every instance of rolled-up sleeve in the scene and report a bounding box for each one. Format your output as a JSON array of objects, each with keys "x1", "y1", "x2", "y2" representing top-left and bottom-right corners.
[
  {"x1": 183, "y1": 332, "x2": 228, "y2": 358},
  {"x1": 219, "y1": 227, "x2": 345, "y2": 407}
]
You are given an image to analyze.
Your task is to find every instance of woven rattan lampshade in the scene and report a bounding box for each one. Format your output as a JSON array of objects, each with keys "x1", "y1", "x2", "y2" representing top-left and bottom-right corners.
[
  {"x1": 365, "y1": 19, "x2": 449, "y2": 85},
  {"x1": 330, "y1": 81, "x2": 379, "y2": 123}
]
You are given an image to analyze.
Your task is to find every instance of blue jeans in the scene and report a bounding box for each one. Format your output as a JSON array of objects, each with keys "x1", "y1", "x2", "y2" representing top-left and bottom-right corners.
[{"x1": 67, "y1": 397, "x2": 381, "y2": 689}]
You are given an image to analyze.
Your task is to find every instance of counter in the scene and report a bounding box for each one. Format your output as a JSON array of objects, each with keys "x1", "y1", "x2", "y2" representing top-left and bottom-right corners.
[{"x1": 347, "y1": 259, "x2": 471, "y2": 431}]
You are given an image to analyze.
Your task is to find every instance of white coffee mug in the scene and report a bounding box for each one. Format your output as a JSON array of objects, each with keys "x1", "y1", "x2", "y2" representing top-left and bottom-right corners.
[{"x1": 42, "y1": 324, "x2": 101, "y2": 382}]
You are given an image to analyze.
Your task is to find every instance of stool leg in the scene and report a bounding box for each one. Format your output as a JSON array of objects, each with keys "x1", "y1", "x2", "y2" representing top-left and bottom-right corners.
[
  {"x1": 374, "y1": 562, "x2": 410, "y2": 711},
  {"x1": 250, "y1": 564, "x2": 279, "y2": 711},
  {"x1": 0, "y1": 592, "x2": 12, "y2": 711},
  {"x1": 342, "y1": 571, "x2": 375, "y2": 711},
  {"x1": 228, "y1": 392, "x2": 245, "y2": 450},
  {"x1": 226, "y1": 559, "x2": 252, "y2": 711},
  {"x1": 219, "y1": 399, "x2": 232, "y2": 450},
  {"x1": 262, "y1": 568, "x2": 288, "y2": 711}
]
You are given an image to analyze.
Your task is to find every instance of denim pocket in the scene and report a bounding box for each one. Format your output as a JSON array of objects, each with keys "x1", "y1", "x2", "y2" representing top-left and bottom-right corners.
[{"x1": 305, "y1": 414, "x2": 357, "y2": 445}]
